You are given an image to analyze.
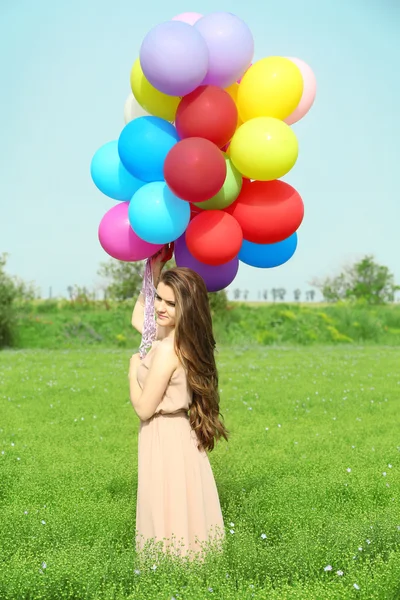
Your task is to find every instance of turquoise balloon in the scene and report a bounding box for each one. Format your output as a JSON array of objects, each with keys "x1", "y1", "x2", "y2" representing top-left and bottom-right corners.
[
  {"x1": 239, "y1": 233, "x2": 298, "y2": 268},
  {"x1": 90, "y1": 141, "x2": 144, "y2": 200},
  {"x1": 128, "y1": 181, "x2": 190, "y2": 244},
  {"x1": 118, "y1": 116, "x2": 180, "y2": 182}
]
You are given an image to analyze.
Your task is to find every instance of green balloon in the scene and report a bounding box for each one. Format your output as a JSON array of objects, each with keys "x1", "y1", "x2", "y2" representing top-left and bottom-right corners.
[{"x1": 193, "y1": 153, "x2": 242, "y2": 210}]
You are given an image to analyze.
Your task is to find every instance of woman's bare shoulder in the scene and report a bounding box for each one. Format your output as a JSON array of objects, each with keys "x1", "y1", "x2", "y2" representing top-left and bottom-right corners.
[{"x1": 154, "y1": 337, "x2": 180, "y2": 366}]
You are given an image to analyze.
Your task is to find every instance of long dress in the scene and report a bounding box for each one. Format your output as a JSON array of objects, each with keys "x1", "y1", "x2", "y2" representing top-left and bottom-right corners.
[{"x1": 135, "y1": 340, "x2": 225, "y2": 561}]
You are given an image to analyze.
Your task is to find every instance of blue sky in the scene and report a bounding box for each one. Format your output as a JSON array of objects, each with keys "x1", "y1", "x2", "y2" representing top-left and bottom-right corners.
[{"x1": 1, "y1": 0, "x2": 399, "y2": 301}]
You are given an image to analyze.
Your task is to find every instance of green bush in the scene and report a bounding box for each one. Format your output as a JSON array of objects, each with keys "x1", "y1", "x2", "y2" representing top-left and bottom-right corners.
[
  {"x1": 208, "y1": 290, "x2": 228, "y2": 315},
  {"x1": 0, "y1": 254, "x2": 17, "y2": 349},
  {"x1": 11, "y1": 298, "x2": 400, "y2": 349}
]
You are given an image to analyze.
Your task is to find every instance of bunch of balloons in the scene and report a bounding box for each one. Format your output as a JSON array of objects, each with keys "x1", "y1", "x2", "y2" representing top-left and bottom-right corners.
[{"x1": 91, "y1": 11, "x2": 316, "y2": 292}]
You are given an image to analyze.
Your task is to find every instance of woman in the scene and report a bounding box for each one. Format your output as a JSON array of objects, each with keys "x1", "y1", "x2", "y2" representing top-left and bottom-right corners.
[{"x1": 128, "y1": 249, "x2": 229, "y2": 562}]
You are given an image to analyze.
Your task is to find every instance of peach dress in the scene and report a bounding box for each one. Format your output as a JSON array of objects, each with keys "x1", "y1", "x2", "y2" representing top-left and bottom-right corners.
[{"x1": 135, "y1": 340, "x2": 225, "y2": 560}]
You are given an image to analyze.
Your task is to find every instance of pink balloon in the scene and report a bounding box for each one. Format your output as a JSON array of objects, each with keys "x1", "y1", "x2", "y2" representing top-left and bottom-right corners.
[
  {"x1": 172, "y1": 12, "x2": 203, "y2": 25},
  {"x1": 98, "y1": 201, "x2": 163, "y2": 262},
  {"x1": 284, "y1": 57, "x2": 317, "y2": 125}
]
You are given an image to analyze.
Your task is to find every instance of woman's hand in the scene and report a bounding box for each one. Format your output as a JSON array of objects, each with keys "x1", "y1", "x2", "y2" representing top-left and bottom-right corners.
[
  {"x1": 129, "y1": 352, "x2": 141, "y2": 379},
  {"x1": 150, "y1": 244, "x2": 174, "y2": 284}
]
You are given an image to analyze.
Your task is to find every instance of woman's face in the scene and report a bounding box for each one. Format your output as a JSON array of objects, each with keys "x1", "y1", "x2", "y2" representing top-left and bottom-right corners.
[{"x1": 154, "y1": 282, "x2": 176, "y2": 329}]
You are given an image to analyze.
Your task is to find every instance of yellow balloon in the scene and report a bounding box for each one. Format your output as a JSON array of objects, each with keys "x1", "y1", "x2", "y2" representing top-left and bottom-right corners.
[
  {"x1": 229, "y1": 117, "x2": 298, "y2": 181},
  {"x1": 237, "y1": 57, "x2": 303, "y2": 121},
  {"x1": 225, "y1": 82, "x2": 239, "y2": 104},
  {"x1": 130, "y1": 59, "x2": 180, "y2": 122}
]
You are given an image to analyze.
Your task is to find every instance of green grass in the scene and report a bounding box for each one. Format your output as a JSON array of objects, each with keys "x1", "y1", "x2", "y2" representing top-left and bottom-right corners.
[{"x1": 1, "y1": 346, "x2": 400, "y2": 599}]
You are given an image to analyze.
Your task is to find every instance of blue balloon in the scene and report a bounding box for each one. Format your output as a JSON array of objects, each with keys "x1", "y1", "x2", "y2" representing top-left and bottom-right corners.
[
  {"x1": 90, "y1": 141, "x2": 145, "y2": 201},
  {"x1": 118, "y1": 116, "x2": 180, "y2": 182},
  {"x1": 239, "y1": 233, "x2": 298, "y2": 268},
  {"x1": 128, "y1": 182, "x2": 190, "y2": 244}
]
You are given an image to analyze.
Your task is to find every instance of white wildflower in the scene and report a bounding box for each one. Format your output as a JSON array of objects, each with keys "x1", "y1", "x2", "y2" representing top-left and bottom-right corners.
[{"x1": 324, "y1": 565, "x2": 332, "y2": 571}]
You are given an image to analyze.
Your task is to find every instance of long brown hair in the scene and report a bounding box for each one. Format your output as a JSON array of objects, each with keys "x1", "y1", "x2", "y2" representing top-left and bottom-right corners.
[{"x1": 159, "y1": 267, "x2": 229, "y2": 453}]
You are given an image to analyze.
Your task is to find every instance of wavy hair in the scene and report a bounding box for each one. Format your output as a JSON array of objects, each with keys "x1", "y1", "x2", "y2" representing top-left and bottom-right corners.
[{"x1": 159, "y1": 267, "x2": 229, "y2": 453}]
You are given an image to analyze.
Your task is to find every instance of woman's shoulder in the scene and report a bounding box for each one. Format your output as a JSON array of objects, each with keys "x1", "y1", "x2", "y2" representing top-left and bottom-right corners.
[{"x1": 152, "y1": 338, "x2": 180, "y2": 366}]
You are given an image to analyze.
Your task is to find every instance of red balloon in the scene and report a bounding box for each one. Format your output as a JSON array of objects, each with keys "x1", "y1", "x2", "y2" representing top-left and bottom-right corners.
[
  {"x1": 185, "y1": 211, "x2": 243, "y2": 266},
  {"x1": 225, "y1": 180, "x2": 304, "y2": 244},
  {"x1": 190, "y1": 203, "x2": 204, "y2": 220},
  {"x1": 176, "y1": 86, "x2": 238, "y2": 148},
  {"x1": 164, "y1": 138, "x2": 226, "y2": 203}
]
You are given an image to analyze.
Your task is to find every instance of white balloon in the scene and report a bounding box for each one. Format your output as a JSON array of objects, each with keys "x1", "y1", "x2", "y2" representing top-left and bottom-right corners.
[{"x1": 123, "y1": 92, "x2": 150, "y2": 124}]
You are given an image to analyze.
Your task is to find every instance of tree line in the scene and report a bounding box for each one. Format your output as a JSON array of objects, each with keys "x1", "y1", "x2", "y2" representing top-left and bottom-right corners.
[
  {"x1": 1, "y1": 252, "x2": 399, "y2": 348},
  {"x1": 232, "y1": 288, "x2": 316, "y2": 301}
]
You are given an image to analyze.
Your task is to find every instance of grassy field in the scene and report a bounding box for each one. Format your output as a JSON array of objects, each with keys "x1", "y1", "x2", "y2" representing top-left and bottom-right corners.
[{"x1": 1, "y1": 345, "x2": 400, "y2": 599}]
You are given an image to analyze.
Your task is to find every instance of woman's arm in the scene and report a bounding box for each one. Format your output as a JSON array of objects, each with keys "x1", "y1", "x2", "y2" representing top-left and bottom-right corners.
[
  {"x1": 129, "y1": 343, "x2": 179, "y2": 421},
  {"x1": 131, "y1": 291, "x2": 145, "y2": 334},
  {"x1": 131, "y1": 252, "x2": 165, "y2": 335}
]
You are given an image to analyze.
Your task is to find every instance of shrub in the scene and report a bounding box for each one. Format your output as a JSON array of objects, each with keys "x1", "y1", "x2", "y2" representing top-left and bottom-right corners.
[{"x1": 0, "y1": 254, "x2": 17, "y2": 348}]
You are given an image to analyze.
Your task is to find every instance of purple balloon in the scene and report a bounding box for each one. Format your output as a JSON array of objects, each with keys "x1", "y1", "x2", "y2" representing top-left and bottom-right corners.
[
  {"x1": 98, "y1": 201, "x2": 163, "y2": 262},
  {"x1": 140, "y1": 21, "x2": 209, "y2": 96},
  {"x1": 174, "y1": 234, "x2": 239, "y2": 292},
  {"x1": 195, "y1": 12, "x2": 254, "y2": 88}
]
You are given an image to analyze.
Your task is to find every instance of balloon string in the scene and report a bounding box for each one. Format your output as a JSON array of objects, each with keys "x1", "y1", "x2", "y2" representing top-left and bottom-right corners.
[{"x1": 139, "y1": 258, "x2": 157, "y2": 359}]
